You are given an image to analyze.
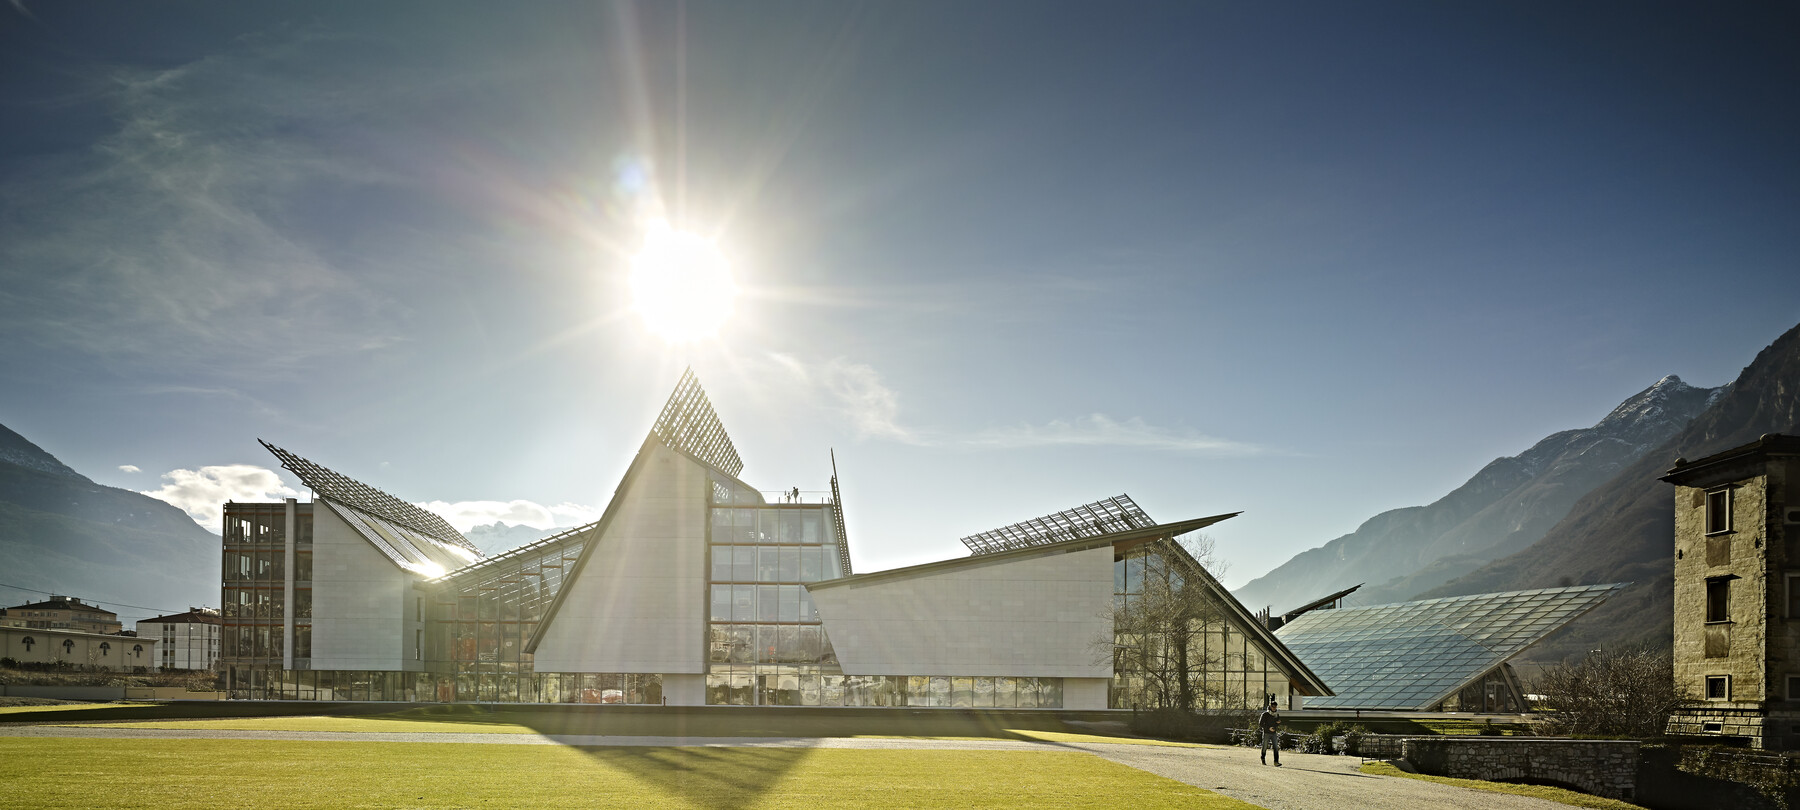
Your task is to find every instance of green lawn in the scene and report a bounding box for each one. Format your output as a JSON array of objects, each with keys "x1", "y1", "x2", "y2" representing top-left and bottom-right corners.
[
  {"x1": 13, "y1": 703, "x2": 1195, "y2": 746},
  {"x1": 1359, "y1": 761, "x2": 1644, "y2": 809},
  {"x1": 1, "y1": 738, "x2": 1255, "y2": 809}
]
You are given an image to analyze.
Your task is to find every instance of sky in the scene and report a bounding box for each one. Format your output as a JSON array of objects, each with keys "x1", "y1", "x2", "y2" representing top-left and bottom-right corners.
[{"x1": 2, "y1": 1, "x2": 1798, "y2": 606}]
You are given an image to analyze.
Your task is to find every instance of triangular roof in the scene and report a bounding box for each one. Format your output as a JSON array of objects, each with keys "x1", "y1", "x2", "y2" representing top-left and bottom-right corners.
[
  {"x1": 1276, "y1": 583, "x2": 1627, "y2": 710},
  {"x1": 260, "y1": 441, "x2": 481, "y2": 575}
]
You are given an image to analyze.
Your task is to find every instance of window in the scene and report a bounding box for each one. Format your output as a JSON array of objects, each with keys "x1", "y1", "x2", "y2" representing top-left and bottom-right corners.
[
  {"x1": 1707, "y1": 488, "x2": 1733, "y2": 534},
  {"x1": 1789, "y1": 675, "x2": 1800, "y2": 702},
  {"x1": 1706, "y1": 675, "x2": 1731, "y2": 701},
  {"x1": 1789, "y1": 575, "x2": 1800, "y2": 619},
  {"x1": 1707, "y1": 578, "x2": 1732, "y2": 623}
]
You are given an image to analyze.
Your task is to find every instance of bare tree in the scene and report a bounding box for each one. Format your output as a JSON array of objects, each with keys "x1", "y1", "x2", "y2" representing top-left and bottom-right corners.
[
  {"x1": 1535, "y1": 645, "x2": 1690, "y2": 737},
  {"x1": 1106, "y1": 533, "x2": 1237, "y2": 712}
]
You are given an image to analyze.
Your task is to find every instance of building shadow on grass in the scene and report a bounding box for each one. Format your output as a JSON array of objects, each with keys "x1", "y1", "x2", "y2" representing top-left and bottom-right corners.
[{"x1": 567, "y1": 745, "x2": 817, "y2": 810}]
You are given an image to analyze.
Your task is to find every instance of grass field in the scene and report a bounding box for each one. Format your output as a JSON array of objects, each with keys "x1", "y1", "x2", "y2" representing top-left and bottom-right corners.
[
  {"x1": 5, "y1": 703, "x2": 1207, "y2": 747},
  {"x1": 0, "y1": 738, "x2": 1254, "y2": 809}
]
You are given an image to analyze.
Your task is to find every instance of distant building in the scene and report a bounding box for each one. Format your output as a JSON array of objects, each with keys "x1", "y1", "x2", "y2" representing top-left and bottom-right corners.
[
  {"x1": 1663, "y1": 434, "x2": 1800, "y2": 748},
  {"x1": 1, "y1": 626, "x2": 155, "y2": 671},
  {"x1": 136, "y1": 608, "x2": 221, "y2": 671},
  {"x1": 1, "y1": 596, "x2": 123, "y2": 635},
  {"x1": 219, "y1": 370, "x2": 1331, "y2": 707}
]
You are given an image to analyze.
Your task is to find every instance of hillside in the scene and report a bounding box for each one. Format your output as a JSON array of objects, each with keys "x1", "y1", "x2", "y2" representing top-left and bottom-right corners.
[
  {"x1": 1422, "y1": 320, "x2": 1800, "y2": 662},
  {"x1": 1234, "y1": 375, "x2": 1719, "y2": 614},
  {"x1": 0, "y1": 426, "x2": 219, "y2": 622}
]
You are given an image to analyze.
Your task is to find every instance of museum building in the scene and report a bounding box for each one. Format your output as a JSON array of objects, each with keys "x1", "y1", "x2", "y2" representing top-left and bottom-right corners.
[{"x1": 220, "y1": 370, "x2": 1330, "y2": 709}]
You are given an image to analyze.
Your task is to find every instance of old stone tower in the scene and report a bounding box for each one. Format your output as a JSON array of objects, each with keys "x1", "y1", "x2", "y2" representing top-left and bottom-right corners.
[{"x1": 1662, "y1": 434, "x2": 1800, "y2": 748}]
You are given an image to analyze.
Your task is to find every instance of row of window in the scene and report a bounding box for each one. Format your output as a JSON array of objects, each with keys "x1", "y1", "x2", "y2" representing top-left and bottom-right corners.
[
  {"x1": 708, "y1": 623, "x2": 836, "y2": 665},
  {"x1": 704, "y1": 669, "x2": 1065, "y2": 708},
  {"x1": 710, "y1": 507, "x2": 830, "y2": 545},
  {"x1": 224, "y1": 550, "x2": 312, "y2": 583},
  {"x1": 223, "y1": 510, "x2": 312, "y2": 546},
  {"x1": 709, "y1": 585, "x2": 822, "y2": 624},
  {"x1": 221, "y1": 587, "x2": 311, "y2": 619},
  {"x1": 709, "y1": 545, "x2": 843, "y2": 583}
]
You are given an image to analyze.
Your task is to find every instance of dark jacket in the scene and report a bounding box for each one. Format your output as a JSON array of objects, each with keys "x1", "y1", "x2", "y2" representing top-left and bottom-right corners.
[{"x1": 1257, "y1": 708, "x2": 1280, "y2": 732}]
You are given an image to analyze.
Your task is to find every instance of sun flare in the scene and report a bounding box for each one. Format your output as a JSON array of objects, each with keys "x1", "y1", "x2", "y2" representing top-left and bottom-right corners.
[{"x1": 629, "y1": 225, "x2": 736, "y2": 342}]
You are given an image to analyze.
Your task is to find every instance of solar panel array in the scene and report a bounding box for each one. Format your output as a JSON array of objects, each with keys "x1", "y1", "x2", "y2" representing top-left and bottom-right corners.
[
  {"x1": 959, "y1": 494, "x2": 1157, "y2": 555},
  {"x1": 1275, "y1": 583, "x2": 1626, "y2": 710},
  {"x1": 260, "y1": 440, "x2": 477, "y2": 554},
  {"x1": 652, "y1": 368, "x2": 744, "y2": 478}
]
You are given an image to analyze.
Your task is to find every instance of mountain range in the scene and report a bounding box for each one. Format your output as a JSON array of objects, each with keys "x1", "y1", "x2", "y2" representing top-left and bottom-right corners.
[
  {"x1": 1237, "y1": 319, "x2": 1800, "y2": 663},
  {"x1": 1235, "y1": 374, "x2": 1724, "y2": 614},
  {"x1": 0, "y1": 424, "x2": 219, "y2": 623}
]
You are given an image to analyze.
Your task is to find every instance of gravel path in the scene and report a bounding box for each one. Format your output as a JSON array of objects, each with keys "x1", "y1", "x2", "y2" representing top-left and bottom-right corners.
[
  {"x1": 1, "y1": 725, "x2": 1578, "y2": 809},
  {"x1": 1071, "y1": 743, "x2": 1576, "y2": 810}
]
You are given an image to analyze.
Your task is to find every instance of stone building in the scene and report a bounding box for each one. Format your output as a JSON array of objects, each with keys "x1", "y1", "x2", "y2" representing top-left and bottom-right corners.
[
  {"x1": 1663, "y1": 433, "x2": 1800, "y2": 747},
  {"x1": 0, "y1": 596, "x2": 124, "y2": 635}
]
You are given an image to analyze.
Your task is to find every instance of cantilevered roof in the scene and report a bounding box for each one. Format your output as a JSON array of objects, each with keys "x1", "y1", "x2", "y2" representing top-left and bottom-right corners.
[
  {"x1": 652, "y1": 368, "x2": 743, "y2": 478},
  {"x1": 1275, "y1": 583, "x2": 1627, "y2": 710},
  {"x1": 959, "y1": 494, "x2": 1157, "y2": 555},
  {"x1": 321, "y1": 499, "x2": 479, "y2": 577},
  {"x1": 261, "y1": 440, "x2": 476, "y2": 555}
]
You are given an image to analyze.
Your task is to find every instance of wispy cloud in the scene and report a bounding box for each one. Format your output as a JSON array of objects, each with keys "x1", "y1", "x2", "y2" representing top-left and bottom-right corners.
[
  {"x1": 118, "y1": 464, "x2": 141, "y2": 473},
  {"x1": 414, "y1": 500, "x2": 602, "y2": 533},
  {"x1": 0, "y1": 29, "x2": 411, "y2": 375},
  {"x1": 764, "y1": 353, "x2": 1267, "y2": 455},
  {"x1": 142, "y1": 465, "x2": 300, "y2": 528},
  {"x1": 966, "y1": 414, "x2": 1265, "y2": 454}
]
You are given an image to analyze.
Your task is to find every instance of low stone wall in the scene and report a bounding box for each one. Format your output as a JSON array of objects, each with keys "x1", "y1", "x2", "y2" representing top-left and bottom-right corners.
[
  {"x1": 1404, "y1": 737, "x2": 1639, "y2": 801},
  {"x1": 1348, "y1": 733, "x2": 1411, "y2": 759}
]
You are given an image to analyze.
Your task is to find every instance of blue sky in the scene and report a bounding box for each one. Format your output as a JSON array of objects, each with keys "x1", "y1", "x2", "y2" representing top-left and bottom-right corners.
[{"x1": 2, "y1": 1, "x2": 1797, "y2": 602}]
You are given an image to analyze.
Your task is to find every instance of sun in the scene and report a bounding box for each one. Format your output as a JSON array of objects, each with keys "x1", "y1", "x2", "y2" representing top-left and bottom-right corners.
[{"x1": 629, "y1": 225, "x2": 736, "y2": 342}]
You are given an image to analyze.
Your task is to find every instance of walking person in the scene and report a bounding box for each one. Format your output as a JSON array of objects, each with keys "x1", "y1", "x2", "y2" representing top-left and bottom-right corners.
[{"x1": 1257, "y1": 698, "x2": 1282, "y2": 766}]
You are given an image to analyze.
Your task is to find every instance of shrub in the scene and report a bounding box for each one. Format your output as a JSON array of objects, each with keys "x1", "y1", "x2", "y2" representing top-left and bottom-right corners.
[{"x1": 1302, "y1": 721, "x2": 1369, "y2": 754}]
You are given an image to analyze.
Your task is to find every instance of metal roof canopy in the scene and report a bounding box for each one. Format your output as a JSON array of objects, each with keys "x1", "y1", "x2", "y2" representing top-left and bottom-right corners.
[
  {"x1": 260, "y1": 440, "x2": 476, "y2": 554},
  {"x1": 959, "y1": 494, "x2": 1156, "y2": 555},
  {"x1": 652, "y1": 368, "x2": 743, "y2": 479}
]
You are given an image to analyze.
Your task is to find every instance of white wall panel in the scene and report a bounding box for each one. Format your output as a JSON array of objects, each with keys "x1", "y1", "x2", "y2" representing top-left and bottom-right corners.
[{"x1": 811, "y1": 544, "x2": 1115, "y2": 678}]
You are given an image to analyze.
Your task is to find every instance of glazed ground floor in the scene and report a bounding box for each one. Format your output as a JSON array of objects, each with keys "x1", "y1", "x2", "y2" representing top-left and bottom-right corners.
[{"x1": 223, "y1": 664, "x2": 1087, "y2": 708}]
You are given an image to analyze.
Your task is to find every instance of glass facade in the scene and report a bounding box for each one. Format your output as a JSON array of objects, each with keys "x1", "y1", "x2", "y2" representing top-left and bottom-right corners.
[
  {"x1": 1275, "y1": 584, "x2": 1625, "y2": 710},
  {"x1": 220, "y1": 503, "x2": 311, "y2": 670},
  {"x1": 705, "y1": 500, "x2": 848, "y2": 705},
  {"x1": 422, "y1": 530, "x2": 590, "y2": 703},
  {"x1": 1109, "y1": 546, "x2": 1294, "y2": 711}
]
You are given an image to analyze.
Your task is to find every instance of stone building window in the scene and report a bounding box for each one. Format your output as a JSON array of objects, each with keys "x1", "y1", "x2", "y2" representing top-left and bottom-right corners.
[
  {"x1": 1706, "y1": 675, "x2": 1731, "y2": 701},
  {"x1": 1788, "y1": 675, "x2": 1800, "y2": 701},
  {"x1": 1706, "y1": 488, "x2": 1733, "y2": 535},
  {"x1": 1707, "y1": 577, "x2": 1732, "y2": 623},
  {"x1": 1789, "y1": 574, "x2": 1800, "y2": 619}
]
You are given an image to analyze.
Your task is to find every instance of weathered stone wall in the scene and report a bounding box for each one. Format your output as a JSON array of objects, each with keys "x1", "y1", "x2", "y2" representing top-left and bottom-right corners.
[{"x1": 1403, "y1": 737, "x2": 1640, "y2": 800}]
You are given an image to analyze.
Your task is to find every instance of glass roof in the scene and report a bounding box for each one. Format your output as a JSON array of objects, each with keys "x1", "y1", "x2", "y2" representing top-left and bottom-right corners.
[
  {"x1": 322, "y1": 499, "x2": 479, "y2": 578},
  {"x1": 1274, "y1": 583, "x2": 1626, "y2": 710},
  {"x1": 652, "y1": 368, "x2": 743, "y2": 478},
  {"x1": 960, "y1": 494, "x2": 1156, "y2": 555}
]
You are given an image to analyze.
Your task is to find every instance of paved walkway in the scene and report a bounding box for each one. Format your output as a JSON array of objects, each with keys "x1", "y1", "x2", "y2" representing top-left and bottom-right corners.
[{"x1": 0, "y1": 725, "x2": 1578, "y2": 810}]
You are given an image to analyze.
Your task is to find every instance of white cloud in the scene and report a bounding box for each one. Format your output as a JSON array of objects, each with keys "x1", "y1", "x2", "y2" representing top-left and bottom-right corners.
[
  {"x1": 767, "y1": 354, "x2": 920, "y2": 443},
  {"x1": 966, "y1": 414, "x2": 1266, "y2": 455},
  {"x1": 118, "y1": 464, "x2": 141, "y2": 473},
  {"x1": 415, "y1": 500, "x2": 602, "y2": 533},
  {"x1": 142, "y1": 465, "x2": 300, "y2": 528},
  {"x1": 764, "y1": 353, "x2": 1265, "y2": 455}
]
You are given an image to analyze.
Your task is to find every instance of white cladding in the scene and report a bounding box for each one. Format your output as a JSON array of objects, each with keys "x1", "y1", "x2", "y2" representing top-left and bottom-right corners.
[
  {"x1": 533, "y1": 441, "x2": 709, "y2": 674},
  {"x1": 309, "y1": 504, "x2": 416, "y2": 671},
  {"x1": 811, "y1": 543, "x2": 1115, "y2": 679}
]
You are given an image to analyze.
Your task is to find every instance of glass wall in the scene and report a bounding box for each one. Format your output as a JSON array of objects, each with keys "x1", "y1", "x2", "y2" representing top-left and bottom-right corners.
[
  {"x1": 1110, "y1": 545, "x2": 1293, "y2": 711},
  {"x1": 703, "y1": 669, "x2": 1064, "y2": 707},
  {"x1": 220, "y1": 503, "x2": 310, "y2": 682},
  {"x1": 706, "y1": 503, "x2": 848, "y2": 705},
  {"x1": 423, "y1": 532, "x2": 590, "y2": 703}
]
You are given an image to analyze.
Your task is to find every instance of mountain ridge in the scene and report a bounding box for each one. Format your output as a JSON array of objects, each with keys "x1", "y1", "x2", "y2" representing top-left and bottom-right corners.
[{"x1": 1234, "y1": 374, "x2": 1722, "y2": 614}]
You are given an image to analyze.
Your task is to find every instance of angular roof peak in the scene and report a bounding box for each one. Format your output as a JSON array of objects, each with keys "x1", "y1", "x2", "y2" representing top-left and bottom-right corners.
[
  {"x1": 650, "y1": 368, "x2": 744, "y2": 478},
  {"x1": 259, "y1": 440, "x2": 475, "y2": 555}
]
